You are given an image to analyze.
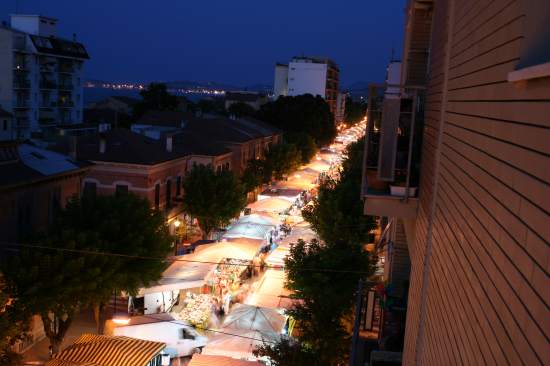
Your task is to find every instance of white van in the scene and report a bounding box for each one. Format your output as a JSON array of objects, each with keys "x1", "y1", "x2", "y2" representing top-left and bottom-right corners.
[{"x1": 113, "y1": 315, "x2": 208, "y2": 358}]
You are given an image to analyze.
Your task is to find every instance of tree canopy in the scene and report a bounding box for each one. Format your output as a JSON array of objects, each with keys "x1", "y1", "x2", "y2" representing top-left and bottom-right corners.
[
  {"x1": 263, "y1": 143, "x2": 303, "y2": 181},
  {"x1": 227, "y1": 102, "x2": 256, "y2": 118},
  {"x1": 302, "y1": 139, "x2": 375, "y2": 245},
  {"x1": 182, "y1": 164, "x2": 247, "y2": 239},
  {"x1": 133, "y1": 82, "x2": 179, "y2": 118},
  {"x1": 258, "y1": 94, "x2": 336, "y2": 146},
  {"x1": 1, "y1": 193, "x2": 172, "y2": 352},
  {"x1": 0, "y1": 284, "x2": 27, "y2": 366},
  {"x1": 344, "y1": 97, "x2": 367, "y2": 126},
  {"x1": 284, "y1": 132, "x2": 318, "y2": 164}
]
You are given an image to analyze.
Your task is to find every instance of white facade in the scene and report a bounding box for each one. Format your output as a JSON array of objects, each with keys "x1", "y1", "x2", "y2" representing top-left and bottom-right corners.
[
  {"x1": 385, "y1": 61, "x2": 402, "y2": 99},
  {"x1": 0, "y1": 15, "x2": 88, "y2": 140},
  {"x1": 287, "y1": 60, "x2": 328, "y2": 98},
  {"x1": 273, "y1": 64, "x2": 289, "y2": 99}
]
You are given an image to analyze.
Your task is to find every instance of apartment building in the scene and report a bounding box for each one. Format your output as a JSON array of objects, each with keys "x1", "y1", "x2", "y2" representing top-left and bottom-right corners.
[
  {"x1": 224, "y1": 91, "x2": 269, "y2": 111},
  {"x1": 273, "y1": 56, "x2": 340, "y2": 120},
  {"x1": 335, "y1": 92, "x2": 346, "y2": 125},
  {"x1": 0, "y1": 107, "x2": 15, "y2": 140},
  {"x1": 0, "y1": 14, "x2": 89, "y2": 139},
  {"x1": 73, "y1": 128, "x2": 232, "y2": 222},
  {"x1": 361, "y1": 0, "x2": 549, "y2": 365}
]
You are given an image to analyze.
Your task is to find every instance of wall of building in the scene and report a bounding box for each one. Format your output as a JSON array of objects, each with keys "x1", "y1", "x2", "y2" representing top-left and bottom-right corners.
[
  {"x1": 404, "y1": 1, "x2": 550, "y2": 365},
  {"x1": 0, "y1": 172, "x2": 85, "y2": 245},
  {"x1": 273, "y1": 64, "x2": 289, "y2": 99},
  {"x1": 287, "y1": 61, "x2": 327, "y2": 98},
  {"x1": 0, "y1": 29, "x2": 13, "y2": 114}
]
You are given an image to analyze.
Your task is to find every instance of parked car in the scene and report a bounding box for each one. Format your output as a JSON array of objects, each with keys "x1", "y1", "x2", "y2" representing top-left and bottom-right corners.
[{"x1": 113, "y1": 315, "x2": 208, "y2": 358}]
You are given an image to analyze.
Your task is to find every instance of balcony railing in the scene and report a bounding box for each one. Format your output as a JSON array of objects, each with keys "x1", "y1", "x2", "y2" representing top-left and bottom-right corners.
[
  {"x1": 58, "y1": 83, "x2": 74, "y2": 91},
  {"x1": 13, "y1": 99, "x2": 30, "y2": 108},
  {"x1": 58, "y1": 100, "x2": 75, "y2": 108},
  {"x1": 362, "y1": 83, "x2": 425, "y2": 218},
  {"x1": 13, "y1": 79, "x2": 30, "y2": 89},
  {"x1": 40, "y1": 80, "x2": 58, "y2": 90}
]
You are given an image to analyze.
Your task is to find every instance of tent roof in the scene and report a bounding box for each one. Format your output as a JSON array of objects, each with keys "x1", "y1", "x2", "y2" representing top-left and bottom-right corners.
[
  {"x1": 189, "y1": 354, "x2": 262, "y2": 366},
  {"x1": 222, "y1": 303, "x2": 286, "y2": 334},
  {"x1": 247, "y1": 197, "x2": 292, "y2": 213}
]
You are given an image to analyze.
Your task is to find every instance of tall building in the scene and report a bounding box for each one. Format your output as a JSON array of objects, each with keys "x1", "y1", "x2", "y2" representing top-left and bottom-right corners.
[
  {"x1": 273, "y1": 56, "x2": 340, "y2": 119},
  {"x1": 362, "y1": 0, "x2": 549, "y2": 365},
  {"x1": 0, "y1": 14, "x2": 89, "y2": 140}
]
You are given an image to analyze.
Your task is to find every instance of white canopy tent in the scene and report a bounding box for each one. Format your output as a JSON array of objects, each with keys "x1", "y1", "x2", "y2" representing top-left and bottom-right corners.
[
  {"x1": 246, "y1": 197, "x2": 293, "y2": 214},
  {"x1": 246, "y1": 269, "x2": 294, "y2": 309}
]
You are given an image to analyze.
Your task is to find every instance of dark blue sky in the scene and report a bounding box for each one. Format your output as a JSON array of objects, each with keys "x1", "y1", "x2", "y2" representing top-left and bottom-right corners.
[{"x1": 2, "y1": 0, "x2": 405, "y2": 87}]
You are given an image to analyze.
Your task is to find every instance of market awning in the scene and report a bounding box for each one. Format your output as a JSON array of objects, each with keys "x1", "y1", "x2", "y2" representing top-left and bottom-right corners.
[
  {"x1": 140, "y1": 241, "x2": 261, "y2": 295},
  {"x1": 189, "y1": 354, "x2": 262, "y2": 366},
  {"x1": 202, "y1": 329, "x2": 280, "y2": 361},
  {"x1": 223, "y1": 222, "x2": 273, "y2": 240},
  {"x1": 46, "y1": 334, "x2": 165, "y2": 366},
  {"x1": 245, "y1": 269, "x2": 294, "y2": 309},
  {"x1": 222, "y1": 304, "x2": 286, "y2": 334},
  {"x1": 247, "y1": 197, "x2": 293, "y2": 213}
]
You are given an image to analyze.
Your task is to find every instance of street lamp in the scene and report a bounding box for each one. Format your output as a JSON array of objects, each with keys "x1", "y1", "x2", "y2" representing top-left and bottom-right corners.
[{"x1": 174, "y1": 219, "x2": 181, "y2": 228}]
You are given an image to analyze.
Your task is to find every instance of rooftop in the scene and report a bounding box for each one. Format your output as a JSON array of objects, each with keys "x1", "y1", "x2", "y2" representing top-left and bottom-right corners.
[
  {"x1": 29, "y1": 34, "x2": 89, "y2": 59},
  {"x1": 0, "y1": 142, "x2": 88, "y2": 190}
]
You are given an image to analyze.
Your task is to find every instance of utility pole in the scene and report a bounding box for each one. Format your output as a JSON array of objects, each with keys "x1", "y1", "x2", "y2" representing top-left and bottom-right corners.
[{"x1": 349, "y1": 279, "x2": 364, "y2": 366}]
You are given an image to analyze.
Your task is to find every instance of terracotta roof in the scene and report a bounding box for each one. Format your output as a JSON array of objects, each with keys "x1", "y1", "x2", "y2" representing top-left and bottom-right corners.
[
  {"x1": 74, "y1": 128, "x2": 230, "y2": 165},
  {"x1": 136, "y1": 110, "x2": 194, "y2": 128}
]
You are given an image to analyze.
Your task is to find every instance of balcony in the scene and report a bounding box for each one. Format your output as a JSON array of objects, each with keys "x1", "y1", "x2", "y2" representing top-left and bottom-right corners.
[
  {"x1": 58, "y1": 62, "x2": 74, "y2": 73},
  {"x1": 40, "y1": 80, "x2": 58, "y2": 90},
  {"x1": 13, "y1": 99, "x2": 30, "y2": 109},
  {"x1": 58, "y1": 100, "x2": 74, "y2": 108},
  {"x1": 13, "y1": 79, "x2": 30, "y2": 89},
  {"x1": 58, "y1": 83, "x2": 74, "y2": 91},
  {"x1": 362, "y1": 83, "x2": 425, "y2": 219}
]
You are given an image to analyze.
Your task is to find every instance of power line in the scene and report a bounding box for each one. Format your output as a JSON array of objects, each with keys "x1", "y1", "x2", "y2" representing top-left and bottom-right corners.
[
  {"x1": 138, "y1": 312, "x2": 279, "y2": 345},
  {"x1": 1, "y1": 242, "x2": 375, "y2": 275}
]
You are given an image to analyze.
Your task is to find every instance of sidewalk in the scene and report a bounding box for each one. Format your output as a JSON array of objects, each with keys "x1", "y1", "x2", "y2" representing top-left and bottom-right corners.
[{"x1": 22, "y1": 308, "x2": 97, "y2": 365}]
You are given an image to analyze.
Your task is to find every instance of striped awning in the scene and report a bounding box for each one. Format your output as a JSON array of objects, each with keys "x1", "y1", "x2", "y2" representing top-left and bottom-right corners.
[{"x1": 46, "y1": 334, "x2": 165, "y2": 366}]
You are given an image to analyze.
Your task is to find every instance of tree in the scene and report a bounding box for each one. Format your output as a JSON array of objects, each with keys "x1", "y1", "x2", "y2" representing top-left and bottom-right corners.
[
  {"x1": 263, "y1": 143, "x2": 302, "y2": 181},
  {"x1": 0, "y1": 284, "x2": 28, "y2": 366},
  {"x1": 254, "y1": 337, "x2": 319, "y2": 366},
  {"x1": 344, "y1": 97, "x2": 367, "y2": 126},
  {"x1": 133, "y1": 82, "x2": 179, "y2": 118},
  {"x1": 182, "y1": 165, "x2": 247, "y2": 239},
  {"x1": 285, "y1": 132, "x2": 317, "y2": 164},
  {"x1": 227, "y1": 102, "x2": 256, "y2": 118},
  {"x1": 241, "y1": 159, "x2": 267, "y2": 193},
  {"x1": 302, "y1": 139, "x2": 376, "y2": 245},
  {"x1": 258, "y1": 94, "x2": 336, "y2": 146},
  {"x1": 1, "y1": 193, "x2": 172, "y2": 352}
]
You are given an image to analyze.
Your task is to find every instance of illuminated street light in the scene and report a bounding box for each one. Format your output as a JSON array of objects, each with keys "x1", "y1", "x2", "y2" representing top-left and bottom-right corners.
[
  {"x1": 174, "y1": 219, "x2": 181, "y2": 228},
  {"x1": 112, "y1": 315, "x2": 130, "y2": 325}
]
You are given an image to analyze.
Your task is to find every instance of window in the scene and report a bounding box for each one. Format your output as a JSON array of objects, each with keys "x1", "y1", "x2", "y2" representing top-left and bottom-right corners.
[
  {"x1": 165, "y1": 179, "x2": 172, "y2": 208},
  {"x1": 2, "y1": 120, "x2": 7, "y2": 131},
  {"x1": 83, "y1": 182, "x2": 97, "y2": 197},
  {"x1": 115, "y1": 184, "x2": 128, "y2": 195},
  {"x1": 155, "y1": 184, "x2": 160, "y2": 209},
  {"x1": 176, "y1": 176, "x2": 181, "y2": 196}
]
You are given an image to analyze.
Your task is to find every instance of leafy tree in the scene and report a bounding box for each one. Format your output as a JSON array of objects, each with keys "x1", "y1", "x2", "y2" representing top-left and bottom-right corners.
[
  {"x1": 285, "y1": 132, "x2": 317, "y2": 164},
  {"x1": 227, "y1": 102, "x2": 256, "y2": 118},
  {"x1": 344, "y1": 97, "x2": 367, "y2": 126},
  {"x1": 241, "y1": 159, "x2": 267, "y2": 193},
  {"x1": 182, "y1": 165, "x2": 247, "y2": 239},
  {"x1": 302, "y1": 139, "x2": 375, "y2": 244},
  {"x1": 258, "y1": 94, "x2": 336, "y2": 146},
  {"x1": 254, "y1": 337, "x2": 319, "y2": 366},
  {"x1": 283, "y1": 239, "x2": 372, "y2": 365},
  {"x1": 263, "y1": 143, "x2": 302, "y2": 181},
  {"x1": 133, "y1": 82, "x2": 179, "y2": 118},
  {"x1": 1, "y1": 193, "x2": 172, "y2": 353},
  {"x1": 0, "y1": 285, "x2": 28, "y2": 366}
]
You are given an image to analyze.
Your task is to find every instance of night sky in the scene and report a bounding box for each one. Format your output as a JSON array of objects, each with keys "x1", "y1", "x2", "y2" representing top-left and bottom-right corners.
[{"x1": 1, "y1": 0, "x2": 405, "y2": 87}]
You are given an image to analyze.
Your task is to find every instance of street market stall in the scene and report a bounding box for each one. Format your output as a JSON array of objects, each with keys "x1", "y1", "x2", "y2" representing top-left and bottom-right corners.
[
  {"x1": 246, "y1": 269, "x2": 294, "y2": 309},
  {"x1": 246, "y1": 196, "x2": 293, "y2": 214}
]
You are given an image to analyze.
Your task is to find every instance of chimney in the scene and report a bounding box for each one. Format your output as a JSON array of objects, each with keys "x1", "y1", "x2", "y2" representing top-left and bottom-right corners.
[
  {"x1": 99, "y1": 135, "x2": 106, "y2": 153},
  {"x1": 166, "y1": 135, "x2": 173, "y2": 152},
  {"x1": 69, "y1": 136, "x2": 77, "y2": 160}
]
